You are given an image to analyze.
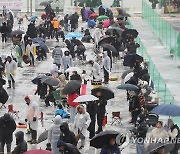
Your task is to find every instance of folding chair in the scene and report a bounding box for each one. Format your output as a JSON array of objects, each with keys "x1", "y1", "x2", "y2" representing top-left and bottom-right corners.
[
  {"x1": 53, "y1": 90, "x2": 67, "y2": 108},
  {"x1": 0, "y1": 103, "x2": 6, "y2": 109},
  {"x1": 8, "y1": 104, "x2": 19, "y2": 119},
  {"x1": 111, "y1": 112, "x2": 122, "y2": 125}
]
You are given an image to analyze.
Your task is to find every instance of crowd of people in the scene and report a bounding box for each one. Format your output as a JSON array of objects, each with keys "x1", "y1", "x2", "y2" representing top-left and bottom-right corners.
[{"x1": 0, "y1": 2, "x2": 179, "y2": 154}]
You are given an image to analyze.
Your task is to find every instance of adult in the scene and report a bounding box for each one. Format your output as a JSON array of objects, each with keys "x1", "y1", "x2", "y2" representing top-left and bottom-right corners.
[
  {"x1": 52, "y1": 46, "x2": 63, "y2": 69},
  {"x1": 70, "y1": 13, "x2": 77, "y2": 32},
  {"x1": 56, "y1": 74, "x2": 67, "y2": 100},
  {"x1": 45, "y1": 85, "x2": 56, "y2": 107},
  {"x1": 81, "y1": 7, "x2": 85, "y2": 21},
  {"x1": 0, "y1": 57, "x2": 5, "y2": 78},
  {"x1": 167, "y1": 119, "x2": 180, "y2": 154},
  {"x1": 65, "y1": 40, "x2": 75, "y2": 59},
  {"x1": 57, "y1": 140, "x2": 81, "y2": 154},
  {"x1": 5, "y1": 56, "x2": 16, "y2": 89},
  {"x1": 26, "y1": 23, "x2": 37, "y2": 39},
  {"x1": 103, "y1": 51, "x2": 111, "y2": 84},
  {"x1": 100, "y1": 137, "x2": 120, "y2": 154},
  {"x1": 51, "y1": 17, "x2": 60, "y2": 42},
  {"x1": 70, "y1": 71, "x2": 82, "y2": 81},
  {"x1": 99, "y1": 6, "x2": 105, "y2": 16},
  {"x1": 48, "y1": 115, "x2": 62, "y2": 154},
  {"x1": 0, "y1": 22, "x2": 9, "y2": 43},
  {"x1": 74, "y1": 105, "x2": 91, "y2": 149},
  {"x1": 24, "y1": 95, "x2": 40, "y2": 144},
  {"x1": 0, "y1": 14, "x2": 3, "y2": 27},
  {"x1": 50, "y1": 64, "x2": 59, "y2": 77},
  {"x1": 12, "y1": 131, "x2": 27, "y2": 154},
  {"x1": 26, "y1": 39, "x2": 35, "y2": 66},
  {"x1": 61, "y1": 50, "x2": 73, "y2": 79},
  {"x1": 59, "y1": 122, "x2": 77, "y2": 146},
  {"x1": 149, "y1": 121, "x2": 169, "y2": 143},
  {"x1": 94, "y1": 91, "x2": 107, "y2": 133},
  {"x1": 0, "y1": 113, "x2": 16, "y2": 153},
  {"x1": 89, "y1": 60, "x2": 101, "y2": 80},
  {"x1": 0, "y1": 82, "x2": 9, "y2": 105},
  {"x1": 64, "y1": 14, "x2": 69, "y2": 32}
]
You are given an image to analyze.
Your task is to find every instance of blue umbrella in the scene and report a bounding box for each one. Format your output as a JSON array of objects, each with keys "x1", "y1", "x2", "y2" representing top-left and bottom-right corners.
[
  {"x1": 151, "y1": 104, "x2": 180, "y2": 117},
  {"x1": 30, "y1": 15, "x2": 38, "y2": 22},
  {"x1": 38, "y1": 41, "x2": 49, "y2": 53},
  {"x1": 65, "y1": 32, "x2": 83, "y2": 39},
  {"x1": 32, "y1": 37, "x2": 45, "y2": 43},
  {"x1": 88, "y1": 19, "x2": 96, "y2": 28}
]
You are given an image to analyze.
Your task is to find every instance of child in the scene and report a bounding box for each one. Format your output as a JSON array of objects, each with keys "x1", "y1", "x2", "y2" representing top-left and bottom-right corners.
[{"x1": 55, "y1": 104, "x2": 68, "y2": 119}]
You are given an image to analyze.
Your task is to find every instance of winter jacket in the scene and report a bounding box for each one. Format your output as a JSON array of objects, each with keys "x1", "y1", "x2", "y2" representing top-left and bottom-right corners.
[
  {"x1": 100, "y1": 144, "x2": 121, "y2": 154},
  {"x1": 5, "y1": 59, "x2": 16, "y2": 81},
  {"x1": 51, "y1": 18, "x2": 60, "y2": 29},
  {"x1": 59, "y1": 122, "x2": 77, "y2": 146},
  {"x1": 50, "y1": 64, "x2": 59, "y2": 77},
  {"x1": 48, "y1": 115, "x2": 62, "y2": 154},
  {"x1": 61, "y1": 55, "x2": 73, "y2": 72},
  {"x1": 92, "y1": 62, "x2": 101, "y2": 80},
  {"x1": 149, "y1": 128, "x2": 169, "y2": 142},
  {"x1": 103, "y1": 51, "x2": 111, "y2": 73},
  {"x1": 26, "y1": 99, "x2": 40, "y2": 130},
  {"x1": 0, "y1": 115, "x2": 16, "y2": 143},
  {"x1": 12, "y1": 131, "x2": 27, "y2": 154},
  {"x1": 96, "y1": 96, "x2": 107, "y2": 114},
  {"x1": 56, "y1": 74, "x2": 67, "y2": 98},
  {"x1": 136, "y1": 121, "x2": 148, "y2": 140},
  {"x1": 168, "y1": 124, "x2": 180, "y2": 142},
  {"x1": 26, "y1": 23, "x2": 37, "y2": 39},
  {"x1": 26, "y1": 44, "x2": 36, "y2": 59},
  {"x1": 70, "y1": 74, "x2": 82, "y2": 81},
  {"x1": 74, "y1": 111, "x2": 91, "y2": 137},
  {"x1": 68, "y1": 93, "x2": 79, "y2": 107},
  {"x1": 57, "y1": 140, "x2": 80, "y2": 154},
  {"x1": 52, "y1": 47, "x2": 63, "y2": 65},
  {"x1": 0, "y1": 87, "x2": 8, "y2": 104}
]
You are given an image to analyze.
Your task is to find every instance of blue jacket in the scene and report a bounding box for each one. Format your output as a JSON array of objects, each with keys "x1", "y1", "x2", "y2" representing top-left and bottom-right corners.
[
  {"x1": 100, "y1": 144, "x2": 121, "y2": 154},
  {"x1": 55, "y1": 109, "x2": 68, "y2": 119}
]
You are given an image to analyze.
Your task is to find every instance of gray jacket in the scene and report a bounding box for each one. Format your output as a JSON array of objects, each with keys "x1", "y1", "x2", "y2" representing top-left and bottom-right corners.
[
  {"x1": 52, "y1": 47, "x2": 63, "y2": 65},
  {"x1": 61, "y1": 55, "x2": 73, "y2": 72},
  {"x1": 103, "y1": 51, "x2": 111, "y2": 72},
  {"x1": 48, "y1": 115, "x2": 62, "y2": 154}
]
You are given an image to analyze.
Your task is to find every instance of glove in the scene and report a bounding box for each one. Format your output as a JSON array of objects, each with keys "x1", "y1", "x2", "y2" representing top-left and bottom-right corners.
[
  {"x1": 25, "y1": 119, "x2": 27, "y2": 122},
  {"x1": 33, "y1": 117, "x2": 37, "y2": 121}
]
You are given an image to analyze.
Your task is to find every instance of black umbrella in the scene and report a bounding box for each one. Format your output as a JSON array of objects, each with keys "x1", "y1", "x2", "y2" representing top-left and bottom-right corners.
[
  {"x1": 41, "y1": 77, "x2": 60, "y2": 86},
  {"x1": 117, "y1": 84, "x2": 139, "y2": 91},
  {"x1": 63, "y1": 80, "x2": 82, "y2": 94},
  {"x1": 98, "y1": 36, "x2": 115, "y2": 46},
  {"x1": 121, "y1": 69, "x2": 134, "y2": 79},
  {"x1": 106, "y1": 27, "x2": 123, "y2": 36},
  {"x1": 91, "y1": 86, "x2": 114, "y2": 100},
  {"x1": 123, "y1": 54, "x2": 143, "y2": 68},
  {"x1": 39, "y1": 0, "x2": 53, "y2": 6},
  {"x1": 11, "y1": 30, "x2": 24, "y2": 36},
  {"x1": 90, "y1": 130, "x2": 119, "y2": 148},
  {"x1": 100, "y1": 43, "x2": 117, "y2": 53},
  {"x1": 31, "y1": 75, "x2": 48, "y2": 84},
  {"x1": 37, "y1": 130, "x2": 48, "y2": 144},
  {"x1": 144, "y1": 142, "x2": 174, "y2": 154},
  {"x1": 118, "y1": 20, "x2": 129, "y2": 25},
  {"x1": 121, "y1": 29, "x2": 139, "y2": 39}
]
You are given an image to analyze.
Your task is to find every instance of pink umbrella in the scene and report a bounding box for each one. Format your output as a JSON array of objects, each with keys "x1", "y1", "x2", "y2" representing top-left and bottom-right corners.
[
  {"x1": 103, "y1": 19, "x2": 110, "y2": 28},
  {"x1": 24, "y1": 149, "x2": 53, "y2": 154}
]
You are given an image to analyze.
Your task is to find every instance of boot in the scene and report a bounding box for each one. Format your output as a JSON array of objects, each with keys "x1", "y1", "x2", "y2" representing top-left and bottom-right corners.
[
  {"x1": 12, "y1": 82, "x2": 15, "y2": 89},
  {"x1": 7, "y1": 80, "x2": 11, "y2": 89}
]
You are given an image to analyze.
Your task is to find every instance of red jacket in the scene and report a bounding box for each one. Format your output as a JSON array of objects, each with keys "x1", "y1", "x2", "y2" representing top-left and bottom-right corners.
[{"x1": 68, "y1": 93, "x2": 79, "y2": 107}]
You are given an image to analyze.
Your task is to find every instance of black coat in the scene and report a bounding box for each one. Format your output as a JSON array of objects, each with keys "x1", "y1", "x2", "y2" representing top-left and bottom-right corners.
[
  {"x1": 0, "y1": 88, "x2": 9, "y2": 104},
  {"x1": 12, "y1": 131, "x2": 27, "y2": 154},
  {"x1": 0, "y1": 116, "x2": 16, "y2": 143},
  {"x1": 26, "y1": 23, "x2": 37, "y2": 39},
  {"x1": 96, "y1": 97, "x2": 107, "y2": 114},
  {"x1": 99, "y1": 7, "x2": 105, "y2": 16},
  {"x1": 60, "y1": 122, "x2": 77, "y2": 146},
  {"x1": 136, "y1": 121, "x2": 148, "y2": 140}
]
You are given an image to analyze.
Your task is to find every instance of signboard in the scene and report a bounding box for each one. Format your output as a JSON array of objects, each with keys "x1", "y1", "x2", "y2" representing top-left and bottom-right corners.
[{"x1": 0, "y1": 1, "x2": 23, "y2": 10}]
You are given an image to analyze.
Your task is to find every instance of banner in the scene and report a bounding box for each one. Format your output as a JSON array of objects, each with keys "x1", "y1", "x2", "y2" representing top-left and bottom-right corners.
[{"x1": 0, "y1": 1, "x2": 23, "y2": 10}]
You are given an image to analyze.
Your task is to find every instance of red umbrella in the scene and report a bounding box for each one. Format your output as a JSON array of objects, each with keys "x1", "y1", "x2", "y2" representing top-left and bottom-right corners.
[
  {"x1": 89, "y1": 13, "x2": 99, "y2": 19},
  {"x1": 24, "y1": 149, "x2": 53, "y2": 154}
]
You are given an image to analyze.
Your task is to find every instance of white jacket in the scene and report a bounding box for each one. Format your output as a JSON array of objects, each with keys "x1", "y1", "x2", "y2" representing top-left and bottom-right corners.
[
  {"x1": 5, "y1": 60, "x2": 16, "y2": 80},
  {"x1": 74, "y1": 112, "x2": 91, "y2": 137}
]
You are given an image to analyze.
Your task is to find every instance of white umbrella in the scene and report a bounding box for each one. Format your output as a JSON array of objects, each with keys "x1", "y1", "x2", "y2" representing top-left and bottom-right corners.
[
  {"x1": 65, "y1": 67, "x2": 82, "y2": 74},
  {"x1": 123, "y1": 72, "x2": 134, "y2": 84},
  {"x1": 73, "y1": 95, "x2": 99, "y2": 102}
]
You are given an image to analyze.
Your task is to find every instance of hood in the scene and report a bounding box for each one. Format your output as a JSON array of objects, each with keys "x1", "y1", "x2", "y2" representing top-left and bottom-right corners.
[
  {"x1": 57, "y1": 140, "x2": 66, "y2": 148},
  {"x1": 54, "y1": 115, "x2": 62, "y2": 125},
  {"x1": 15, "y1": 131, "x2": 24, "y2": 144},
  {"x1": 51, "y1": 64, "x2": 58, "y2": 70},
  {"x1": 53, "y1": 17, "x2": 57, "y2": 21},
  {"x1": 60, "y1": 122, "x2": 69, "y2": 133},
  {"x1": 59, "y1": 74, "x2": 66, "y2": 82}
]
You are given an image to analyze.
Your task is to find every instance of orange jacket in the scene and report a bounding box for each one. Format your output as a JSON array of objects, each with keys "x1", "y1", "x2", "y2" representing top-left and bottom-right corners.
[{"x1": 51, "y1": 18, "x2": 60, "y2": 29}]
